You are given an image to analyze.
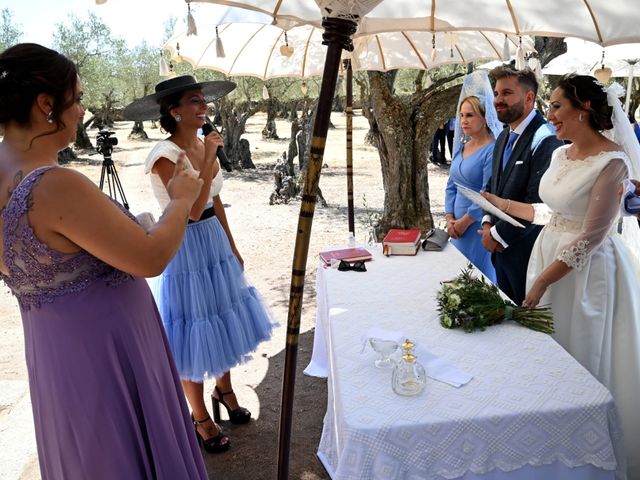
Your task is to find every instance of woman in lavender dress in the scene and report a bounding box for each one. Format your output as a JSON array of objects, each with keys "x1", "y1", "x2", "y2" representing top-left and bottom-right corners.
[{"x1": 0, "y1": 44, "x2": 207, "y2": 479}]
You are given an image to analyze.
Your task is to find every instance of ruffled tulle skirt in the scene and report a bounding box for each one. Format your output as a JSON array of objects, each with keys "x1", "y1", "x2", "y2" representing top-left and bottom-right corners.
[{"x1": 150, "y1": 216, "x2": 275, "y2": 382}]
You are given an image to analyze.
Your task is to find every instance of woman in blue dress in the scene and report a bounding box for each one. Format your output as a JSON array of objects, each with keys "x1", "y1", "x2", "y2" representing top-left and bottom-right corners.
[
  {"x1": 444, "y1": 72, "x2": 503, "y2": 281},
  {"x1": 123, "y1": 76, "x2": 276, "y2": 454}
]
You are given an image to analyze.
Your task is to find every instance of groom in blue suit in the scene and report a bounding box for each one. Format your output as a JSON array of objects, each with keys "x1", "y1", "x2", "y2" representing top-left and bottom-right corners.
[{"x1": 480, "y1": 66, "x2": 563, "y2": 305}]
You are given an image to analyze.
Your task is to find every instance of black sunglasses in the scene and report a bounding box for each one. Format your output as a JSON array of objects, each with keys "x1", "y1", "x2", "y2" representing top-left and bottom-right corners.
[{"x1": 338, "y1": 260, "x2": 367, "y2": 272}]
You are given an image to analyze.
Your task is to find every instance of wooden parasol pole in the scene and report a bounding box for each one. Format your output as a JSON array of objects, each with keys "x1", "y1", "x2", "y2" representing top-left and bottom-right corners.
[
  {"x1": 277, "y1": 16, "x2": 358, "y2": 480},
  {"x1": 344, "y1": 57, "x2": 355, "y2": 235}
]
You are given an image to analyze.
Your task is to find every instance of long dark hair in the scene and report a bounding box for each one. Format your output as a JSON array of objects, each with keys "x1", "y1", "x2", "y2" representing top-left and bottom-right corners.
[{"x1": 0, "y1": 43, "x2": 78, "y2": 135}]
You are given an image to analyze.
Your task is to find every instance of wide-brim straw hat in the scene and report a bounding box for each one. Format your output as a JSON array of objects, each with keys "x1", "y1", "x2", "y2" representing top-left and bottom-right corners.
[{"x1": 122, "y1": 75, "x2": 236, "y2": 121}]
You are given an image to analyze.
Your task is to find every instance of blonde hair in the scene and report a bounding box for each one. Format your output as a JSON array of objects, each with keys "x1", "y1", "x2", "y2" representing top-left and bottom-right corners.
[
  {"x1": 460, "y1": 96, "x2": 486, "y2": 118},
  {"x1": 460, "y1": 96, "x2": 491, "y2": 133}
]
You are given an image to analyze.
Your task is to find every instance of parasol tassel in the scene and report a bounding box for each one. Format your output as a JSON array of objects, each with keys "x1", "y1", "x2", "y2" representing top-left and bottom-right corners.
[
  {"x1": 534, "y1": 57, "x2": 543, "y2": 80},
  {"x1": 430, "y1": 34, "x2": 437, "y2": 62},
  {"x1": 215, "y1": 27, "x2": 225, "y2": 58},
  {"x1": 186, "y1": 2, "x2": 197, "y2": 36},
  {"x1": 515, "y1": 44, "x2": 525, "y2": 70},
  {"x1": 502, "y1": 34, "x2": 510, "y2": 61},
  {"x1": 159, "y1": 53, "x2": 170, "y2": 77}
]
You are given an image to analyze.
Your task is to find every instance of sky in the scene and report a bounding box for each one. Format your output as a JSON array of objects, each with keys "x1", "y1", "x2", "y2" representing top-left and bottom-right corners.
[{"x1": 4, "y1": 0, "x2": 227, "y2": 48}]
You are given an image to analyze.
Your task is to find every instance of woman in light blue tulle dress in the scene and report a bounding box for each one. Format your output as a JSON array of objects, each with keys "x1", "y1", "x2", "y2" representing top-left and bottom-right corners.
[
  {"x1": 124, "y1": 75, "x2": 275, "y2": 454},
  {"x1": 445, "y1": 93, "x2": 499, "y2": 282}
]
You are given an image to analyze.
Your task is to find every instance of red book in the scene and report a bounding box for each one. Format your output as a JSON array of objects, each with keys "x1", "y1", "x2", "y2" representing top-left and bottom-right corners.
[
  {"x1": 319, "y1": 247, "x2": 373, "y2": 266},
  {"x1": 382, "y1": 228, "x2": 421, "y2": 255}
]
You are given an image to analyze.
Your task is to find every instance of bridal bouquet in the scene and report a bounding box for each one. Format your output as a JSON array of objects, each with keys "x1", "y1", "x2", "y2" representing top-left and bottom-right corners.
[{"x1": 436, "y1": 264, "x2": 554, "y2": 334}]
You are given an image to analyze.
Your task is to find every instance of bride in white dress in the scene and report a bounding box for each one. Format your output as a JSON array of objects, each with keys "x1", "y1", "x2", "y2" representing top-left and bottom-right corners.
[{"x1": 483, "y1": 75, "x2": 640, "y2": 479}]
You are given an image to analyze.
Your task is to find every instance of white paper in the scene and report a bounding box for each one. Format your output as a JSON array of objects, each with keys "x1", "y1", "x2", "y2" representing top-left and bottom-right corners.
[{"x1": 454, "y1": 182, "x2": 525, "y2": 228}]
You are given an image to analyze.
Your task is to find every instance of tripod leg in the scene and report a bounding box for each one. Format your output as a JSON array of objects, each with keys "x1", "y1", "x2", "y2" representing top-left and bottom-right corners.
[
  {"x1": 99, "y1": 164, "x2": 107, "y2": 190},
  {"x1": 98, "y1": 156, "x2": 129, "y2": 210},
  {"x1": 107, "y1": 164, "x2": 129, "y2": 210}
]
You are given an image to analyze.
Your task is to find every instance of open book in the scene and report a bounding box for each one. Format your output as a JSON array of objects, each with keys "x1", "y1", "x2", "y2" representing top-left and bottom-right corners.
[{"x1": 454, "y1": 183, "x2": 525, "y2": 228}]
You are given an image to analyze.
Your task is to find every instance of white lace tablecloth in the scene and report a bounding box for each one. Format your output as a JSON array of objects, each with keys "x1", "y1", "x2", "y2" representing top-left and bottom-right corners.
[{"x1": 307, "y1": 246, "x2": 625, "y2": 480}]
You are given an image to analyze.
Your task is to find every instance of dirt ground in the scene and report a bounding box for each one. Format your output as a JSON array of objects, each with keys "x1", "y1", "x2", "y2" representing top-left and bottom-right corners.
[{"x1": 0, "y1": 111, "x2": 450, "y2": 479}]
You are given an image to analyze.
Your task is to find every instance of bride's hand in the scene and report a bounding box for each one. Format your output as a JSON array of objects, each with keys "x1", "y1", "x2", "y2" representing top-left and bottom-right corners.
[
  {"x1": 480, "y1": 192, "x2": 508, "y2": 211},
  {"x1": 522, "y1": 278, "x2": 548, "y2": 309}
]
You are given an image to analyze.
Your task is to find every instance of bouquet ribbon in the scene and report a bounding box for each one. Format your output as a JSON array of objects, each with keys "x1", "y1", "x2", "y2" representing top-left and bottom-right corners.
[{"x1": 504, "y1": 305, "x2": 513, "y2": 320}]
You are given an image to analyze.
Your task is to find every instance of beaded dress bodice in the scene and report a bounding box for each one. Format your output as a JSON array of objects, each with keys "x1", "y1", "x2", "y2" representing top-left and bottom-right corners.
[{"x1": 0, "y1": 165, "x2": 132, "y2": 309}]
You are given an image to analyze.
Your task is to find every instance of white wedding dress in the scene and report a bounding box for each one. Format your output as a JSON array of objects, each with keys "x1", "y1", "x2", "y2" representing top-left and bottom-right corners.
[{"x1": 528, "y1": 145, "x2": 640, "y2": 479}]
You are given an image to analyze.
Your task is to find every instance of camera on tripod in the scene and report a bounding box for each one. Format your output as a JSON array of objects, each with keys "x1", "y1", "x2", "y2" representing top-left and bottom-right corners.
[
  {"x1": 95, "y1": 130, "x2": 128, "y2": 210},
  {"x1": 96, "y1": 130, "x2": 118, "y2": 156}
]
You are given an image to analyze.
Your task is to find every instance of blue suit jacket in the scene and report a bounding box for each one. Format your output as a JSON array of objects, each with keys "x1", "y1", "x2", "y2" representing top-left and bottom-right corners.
[{"x1": 486, "y1": 111, "x2": 564, "y2": 247}]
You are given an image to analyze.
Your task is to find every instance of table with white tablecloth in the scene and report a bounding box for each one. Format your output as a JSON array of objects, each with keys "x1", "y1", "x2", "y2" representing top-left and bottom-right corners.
[{"x1": 305, "y1": 245, "x2": 625, "y2": 480}]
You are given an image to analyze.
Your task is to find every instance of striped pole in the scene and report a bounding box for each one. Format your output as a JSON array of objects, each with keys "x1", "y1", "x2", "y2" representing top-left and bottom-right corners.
[
  {"x1": 344, "y1": 57, "x2": 355, "y2": 235},
  {"x1": 277, "y1": 16, "x2": 358, "y2": 480}
]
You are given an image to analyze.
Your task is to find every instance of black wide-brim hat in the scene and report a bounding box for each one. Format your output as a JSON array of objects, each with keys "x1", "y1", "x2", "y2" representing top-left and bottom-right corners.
[{"x1": 122, "y1": 75, "x2": 236, "y2": 121}]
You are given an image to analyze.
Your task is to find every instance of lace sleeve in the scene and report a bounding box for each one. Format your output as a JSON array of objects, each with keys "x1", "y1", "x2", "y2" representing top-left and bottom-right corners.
[
  {"x1": 558, "y1": 158, "x2": 628, "y2": 270},
  {"x1": 532, "y1": 203, "x2": 553, "y2": 225}
]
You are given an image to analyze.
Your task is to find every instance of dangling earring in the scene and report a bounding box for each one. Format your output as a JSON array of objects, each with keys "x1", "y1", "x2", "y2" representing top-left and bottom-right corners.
[
  {"x1": 174, "y1": 114, "x2": 182, "y2": 122},
  {"x1": 47, "y1": 111, "x2": 54, "y2": 124},
  {"x1": 578, "y1": 113, "x2": 584, "y2": 122}
]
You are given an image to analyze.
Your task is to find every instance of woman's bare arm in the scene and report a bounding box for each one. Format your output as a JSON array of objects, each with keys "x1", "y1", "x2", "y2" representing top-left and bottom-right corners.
[{"x1": 31, "y1": 160, "x2": 201, "y2": 277}]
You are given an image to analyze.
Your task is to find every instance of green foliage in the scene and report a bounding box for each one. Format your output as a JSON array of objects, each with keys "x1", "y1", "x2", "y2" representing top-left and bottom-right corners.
[
  {"x1": 436, "y1": 263, "x2": 554, "y2": 334},
  {"x1": 53, "y1": 12, "x2": 127, "y2": 111},
  {"x1": 51, "y1": 12, "x2": 167, "y2": 113},
  {"x1": 0, "y1": 8, "x2": 23, "y2": 51},
  {"x1": 119, "y1": 41, "x2": 161, "y2": 102}
]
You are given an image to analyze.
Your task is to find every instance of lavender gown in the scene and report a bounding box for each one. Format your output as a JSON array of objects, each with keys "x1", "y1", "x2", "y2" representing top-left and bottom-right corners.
[{"x1": 0, "y1": 166, "x2": 207, "y2": 480}]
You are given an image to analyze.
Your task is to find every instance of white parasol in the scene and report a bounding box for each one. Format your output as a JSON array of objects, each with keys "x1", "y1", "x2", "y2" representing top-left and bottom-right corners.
[
  {"x1": 193, "y1": 0, "x2": 640, "y2": 46},
  {"x1": 542, "y1": 38, "x2": 640, "y2": 113},
  {"x1": 166, "y1": 23, "x2": 534, "y2": 79}
]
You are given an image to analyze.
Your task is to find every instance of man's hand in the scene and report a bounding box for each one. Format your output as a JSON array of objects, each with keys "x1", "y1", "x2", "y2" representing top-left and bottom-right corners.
[
  {"x1": 479, "y1": 224, "x2": 504, "y2": 253},
  {"x1": 631, "y1": 179, "x2": 640, "y2": 195}
]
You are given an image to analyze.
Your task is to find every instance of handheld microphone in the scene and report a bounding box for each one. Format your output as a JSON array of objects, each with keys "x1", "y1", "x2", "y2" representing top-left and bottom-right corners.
[{"x1": 202, "y1": 123, "x2": 233, "y2": 172}]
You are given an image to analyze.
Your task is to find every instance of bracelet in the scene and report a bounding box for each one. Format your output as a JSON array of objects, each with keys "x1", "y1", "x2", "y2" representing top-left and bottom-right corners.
[{"x1": 505, "y1": 199, "x2": 511, "y2": 213}]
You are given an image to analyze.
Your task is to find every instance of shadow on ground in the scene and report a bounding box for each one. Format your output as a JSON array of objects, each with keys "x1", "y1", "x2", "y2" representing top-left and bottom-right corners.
[{"x1": 203, "y1": 330, "x2": 330, "y2": 480}]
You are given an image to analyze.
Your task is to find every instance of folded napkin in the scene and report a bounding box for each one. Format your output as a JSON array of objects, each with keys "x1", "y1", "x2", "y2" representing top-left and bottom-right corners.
[
  {"x1": 361, "y1": 327, "x2": 473, "y2": 388},
  {"x1": 421, "y1": 228, "x2": 450, "y2": 252}
]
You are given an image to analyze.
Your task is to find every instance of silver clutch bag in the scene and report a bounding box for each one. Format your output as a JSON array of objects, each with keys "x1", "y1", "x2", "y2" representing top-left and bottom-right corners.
[{"x1": 421, "y1": 228, "x2": 450, "y2": 251}]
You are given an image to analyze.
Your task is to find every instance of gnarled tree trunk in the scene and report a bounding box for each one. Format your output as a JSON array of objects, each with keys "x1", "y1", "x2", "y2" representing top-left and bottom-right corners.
[
  {"x1": 218, "y1": 98, "x2": 257, "y2": 170},
  {"x1": 262, "y1": 97, "x2": 279, "y2": 139},
  {"x1": 367, "y1": 70, "x2": 463, "y2": 237},
  {"x1": 128, "y1": 121, "x2": 148, "y2": 140},
  {"x1": 74, "y1": 119, "x2": 92, "y2": 150}
]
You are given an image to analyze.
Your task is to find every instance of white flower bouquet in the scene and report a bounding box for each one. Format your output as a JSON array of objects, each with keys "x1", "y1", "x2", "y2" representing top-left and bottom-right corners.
[{"x1": 436, "y1": 264, "x2": 554, "y2": 334}]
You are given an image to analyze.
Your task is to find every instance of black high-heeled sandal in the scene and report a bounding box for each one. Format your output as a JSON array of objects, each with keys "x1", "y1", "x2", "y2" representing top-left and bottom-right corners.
[
  {"x1": 211, "y1": 386, "x2": 252, "y2": 424},
  {"x1": 191, "y1": 414, "x2": 230, "y2": 453}
]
